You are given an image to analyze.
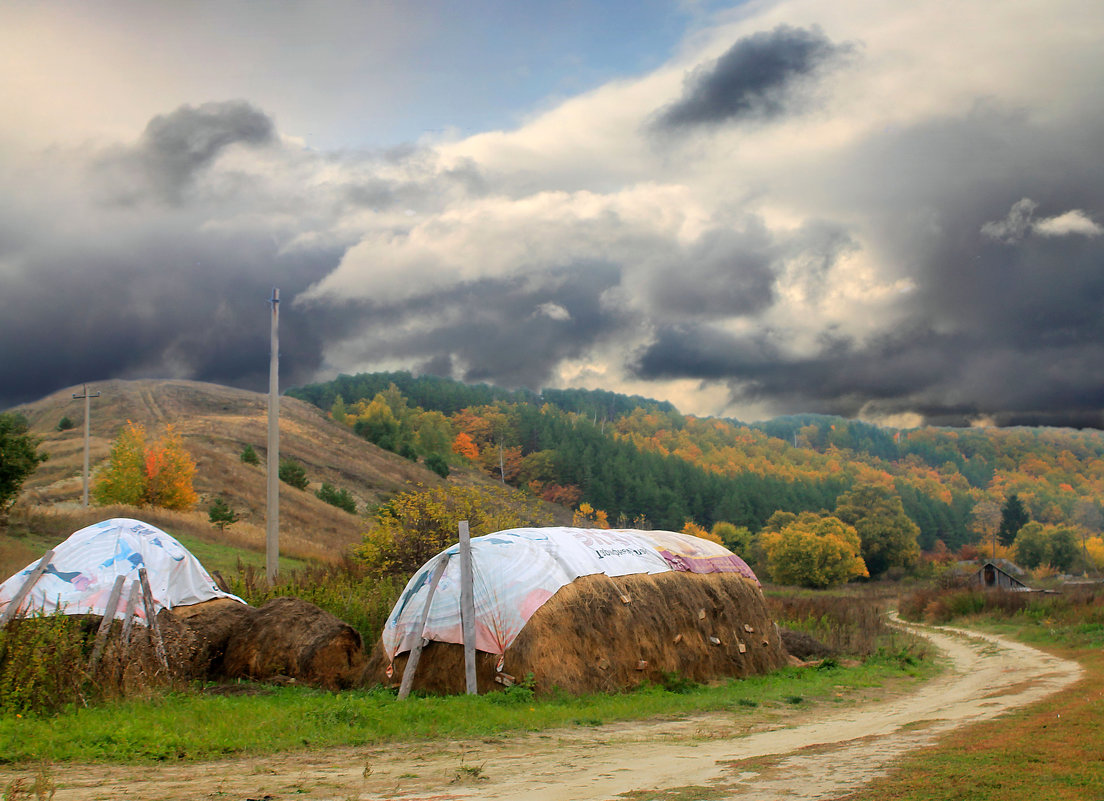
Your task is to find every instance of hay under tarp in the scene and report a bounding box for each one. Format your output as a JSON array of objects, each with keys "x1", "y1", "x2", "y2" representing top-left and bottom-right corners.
[{"x1": 367, "y1": 530, "x2": 788, "y2": 695}]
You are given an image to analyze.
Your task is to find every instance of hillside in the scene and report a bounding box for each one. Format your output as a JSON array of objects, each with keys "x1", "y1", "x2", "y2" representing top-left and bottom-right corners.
[
  {"x1": 2, "y1": 379, "x2": 474, "y2": 577},
  {"x1": 290, "y1": 371, "x2": 1104, "y2": 555}
]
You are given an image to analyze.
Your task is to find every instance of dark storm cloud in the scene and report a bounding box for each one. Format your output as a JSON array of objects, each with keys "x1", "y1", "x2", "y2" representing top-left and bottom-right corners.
[
  {"x1": 655, "y1": 25, "x2": 853, "y2": 130},
  {"x1": 324, "y1": 263, "x2": 628, "y2": 391},
  {"x1": 643, "y1": 103, "x2": 1104, "y2": 427},
  {"x1": 98, "y1": 101, "x2": 276, "y2": 204},
  {"x1": 0, "y1": 228, "x2": 361, "y2": 408},
  {"x1": 648, "y1": 226, "x2": 777, "y2": 317}
]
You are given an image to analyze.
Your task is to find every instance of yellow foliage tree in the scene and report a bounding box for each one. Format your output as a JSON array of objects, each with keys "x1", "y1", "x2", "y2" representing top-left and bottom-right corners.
[
  {"x1": 357, "y1": 484, "x2": 552, "y2": 576},
  {"x1": 572, "y1": 502, "x2": 610, "y2": 529},
  {"x1": 760, "y1": 512, "x2": 868, "y2": 589},
  {"x1": 93, "y1": 421, "x2": 197, "y2": 510},
  {"x1": 681, "y1": 521, "x2": 723, "y2": 545},
  {"x1": 92, "y1": 421, "x2": 148, "y2": 507}
]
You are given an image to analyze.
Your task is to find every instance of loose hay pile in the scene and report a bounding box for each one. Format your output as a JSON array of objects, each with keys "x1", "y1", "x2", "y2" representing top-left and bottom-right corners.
[{"x1": 367, "y1": 570, "x2": 787, "y2": 695}]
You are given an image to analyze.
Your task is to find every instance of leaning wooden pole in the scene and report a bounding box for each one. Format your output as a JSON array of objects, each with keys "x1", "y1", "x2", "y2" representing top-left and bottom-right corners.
[
  {"x1": 138, "y1": 567, "x2": 169, "y2": 671},
  {"x1": 397, "y1": 557, "x2": 449, "y2": 700},
  {"x1": 0, "y1": 550, "x2": 54, "y2": 627},
  {"x1": 459, "y1": 520, "x2": 478, "y2": 695},
  {"x1": 89, "y1": 574, "x2": 127, "y2": 672},
  {"x1": 266, "y1": 287, "x2": 280, "y2": 586}
]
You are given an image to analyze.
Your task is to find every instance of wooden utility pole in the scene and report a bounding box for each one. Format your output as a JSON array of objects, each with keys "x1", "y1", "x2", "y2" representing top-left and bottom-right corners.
[
  {"x1": 459, "y1": 520, "x2": 478, "y2": 694},
  {"x1": 266, "y1": 288, "x2": 280, "y2": 586},
  {"x1": 72, "y1": 384, "x2": 101, "y2": 507}
]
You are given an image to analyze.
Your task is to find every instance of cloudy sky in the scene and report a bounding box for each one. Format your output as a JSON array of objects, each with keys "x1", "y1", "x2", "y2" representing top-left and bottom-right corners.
[{"x1": 2, "y1": 0, "x2": 1103, "y2": 427}]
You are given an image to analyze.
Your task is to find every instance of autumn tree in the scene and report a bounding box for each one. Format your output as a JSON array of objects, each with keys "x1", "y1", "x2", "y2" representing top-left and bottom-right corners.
[
  {"x1": 93, "y1": 421, "x2": 197, "y2": 510},
  {"x1": 760, "y1": 512, "x2": 868, "y2": 589},
  {"x1": 681, "y1": 521, "x2": 723, "y2": 544},
  {"x1": 711, "y1": 521, "x2": 753, "y2": 554},
  {"x1": 834, "y1": 484, "x2": 920, "y2": 577},
  {"x1": 93, "y1": 421, "x2": 149, "y2": 506},
  {"x1": 573, "y1": 502, "x2": 610, "y2": 529},
  {"x1": 357, "y1": 484, "x2": 551, "y2": 576},
  {"x1": 969, "y1": 500, "x2": 1003, "y2": 557},
  {"x1": 451, "y1": 431, "x2": 479, "y2": 460},
  {"x1": 145, "y1": 425, "x2": 198, "y2": 510},
  {"x1": 0, "y1": 412, "x2": 48, "y2": 514}
]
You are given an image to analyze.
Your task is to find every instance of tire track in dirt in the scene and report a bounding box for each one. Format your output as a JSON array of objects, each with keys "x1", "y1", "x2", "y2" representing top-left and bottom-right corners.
[{"x1": 7, "y1": 618, "x2": 1081, "y2": 801}]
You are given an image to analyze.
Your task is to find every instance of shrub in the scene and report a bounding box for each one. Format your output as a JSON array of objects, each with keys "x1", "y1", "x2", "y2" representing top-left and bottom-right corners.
[
  {"x1": 278, "y1": 459, "x2": 309, "y2": 490},
  {"x1": 208, "y1": 497, "x2": 238, "y2": 531},
  {"x1": 424, "y1": 452, "x2": 450, "y2": 479},
  {"x1": 357, "y1": 484, "x2": 552, "y2": 577},
  {"x1": 56, "y1": 416, "x2": 76, "y2": 432},
  {"x1": 317, "y1": 483, "x2": 358, "y2": 514},
  {"x1": 0, "y1": 614, "x2": 92, "y2": 716},
  {"x1": 240, "y1": 444, "x2": 260, "y2": 465}
]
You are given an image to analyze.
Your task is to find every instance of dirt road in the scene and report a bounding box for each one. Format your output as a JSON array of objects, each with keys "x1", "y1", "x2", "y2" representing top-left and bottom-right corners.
[{"x1": 10, "y1": 619, "x2": 1082, "y2": 801}]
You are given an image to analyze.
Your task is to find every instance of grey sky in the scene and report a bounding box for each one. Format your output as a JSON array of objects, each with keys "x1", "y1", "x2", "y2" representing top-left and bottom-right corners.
[{"x1": 2, "y1": 0, "x2": 1103, "y2": 427}]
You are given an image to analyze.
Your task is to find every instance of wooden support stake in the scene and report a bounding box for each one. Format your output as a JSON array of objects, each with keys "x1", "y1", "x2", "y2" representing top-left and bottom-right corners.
[
  {"x1": 120, "y1": 581, "x2": 141, "y2": 644},
  {"x1": 459, "y1": 520, "x2": 478, "y2": 695},
  {"x1": 89, "y1": 575, "x2": 126, "y2": 672},
  {"x1": 138, "y1": 568, "x2": 168, "y2": 670},
  {"x1": 0, "y1": 550, "x2": 54, "y2": 627},
  {"x1": 397, "y1": 557, "x2": 449, "y2": 700}
]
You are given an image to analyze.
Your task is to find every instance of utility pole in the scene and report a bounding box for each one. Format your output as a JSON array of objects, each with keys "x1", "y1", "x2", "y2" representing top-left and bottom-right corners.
[
  {"x1": 266, "y1": 288, "x2": 280, "y2": 586},
  {"x1": 72, "y1": 384, "x2": 101, "y2": 507}
]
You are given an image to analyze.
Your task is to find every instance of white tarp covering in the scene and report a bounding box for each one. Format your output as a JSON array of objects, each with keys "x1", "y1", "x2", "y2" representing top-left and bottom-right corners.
[
  {"x1": 0, "y1": 518, "x2": 244, "y2": 624},
  {"x1": 382, "y1": 527, "x2": 758, "y2": 660}
]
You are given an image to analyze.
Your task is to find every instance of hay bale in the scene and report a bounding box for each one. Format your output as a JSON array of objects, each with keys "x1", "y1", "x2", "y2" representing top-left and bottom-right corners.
[
  {"x1": 172, "y1": 597, "x2": 258, "y2": 676},
  {"x1": 367, "y1": 571, "x2": 788, "y2": 695},
  {"x1": 221, "y1": 597, "x2": 367, "y2": 690},
  {"x1": 779, "y1": 628, "x2": 836, "y2": 661}
]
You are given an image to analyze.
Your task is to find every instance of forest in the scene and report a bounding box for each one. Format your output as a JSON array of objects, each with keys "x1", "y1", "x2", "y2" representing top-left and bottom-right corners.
[{"x1": 288, "y1": 372, "x2": 1104, "y2": 575}]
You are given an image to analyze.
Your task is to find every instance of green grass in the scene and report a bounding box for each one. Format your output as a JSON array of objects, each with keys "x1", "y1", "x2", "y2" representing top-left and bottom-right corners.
[
  {"x1": 169, "y1": 532, "x2": 313, "y2": 576},
  {"x1": 0, "y1": 656, "x2": 936, "y2": 764}
]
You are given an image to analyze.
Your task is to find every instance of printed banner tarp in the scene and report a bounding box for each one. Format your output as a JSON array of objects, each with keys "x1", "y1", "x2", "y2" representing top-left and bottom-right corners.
[
  {"x1": 0, "y1": 518, "x2": 244, "y2": 625},
  {"x1": 382, "y1": 527, "x2": 758, "y2": 659}
]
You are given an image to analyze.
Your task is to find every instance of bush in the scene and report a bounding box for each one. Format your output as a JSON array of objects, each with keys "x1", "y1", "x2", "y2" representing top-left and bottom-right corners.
[
  {"x1": 56, "y1": 416, "x2": 76, "y2": 432},
  {"x1": 424, "y1": 452, "x2": 450, "y2": 478},
  {"x1": 240, "y1": 444, "x2": 260, "y2": 465},
  {"x1": 208, "y1": 497, "x2": 238, "y2": 530},
  {"x1": 0, "y1": 614, "x2": 91, "y2": 716},
  {"x1": 316, "y1": 483, "x2": 357, "y2": 514},
  {"x1": 357, "y1": 484, "x2": 552, "y2": 576},
  {"x1": 278, "y1": 459, "x2": 309, "y2": 490}
]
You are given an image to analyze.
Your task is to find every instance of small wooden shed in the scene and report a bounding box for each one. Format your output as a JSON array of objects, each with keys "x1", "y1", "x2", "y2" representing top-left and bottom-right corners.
[{"x1": 974, "y1": 561, "x2": 1029, "y2": 591}]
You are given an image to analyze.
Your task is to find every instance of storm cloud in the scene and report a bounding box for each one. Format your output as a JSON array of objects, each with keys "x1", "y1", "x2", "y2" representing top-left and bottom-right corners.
[
  {"x1": 654, "y1": 25, "x2": 853, "y2": 130},
  {"x1": 3, "y1": 0, "x2": 1104, "y2": 429}
]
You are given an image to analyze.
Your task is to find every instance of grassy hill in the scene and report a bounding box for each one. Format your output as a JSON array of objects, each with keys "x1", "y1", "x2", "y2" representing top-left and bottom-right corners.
[{"x1": 1, "y1": 379, "x2": 481, "y2": 578}]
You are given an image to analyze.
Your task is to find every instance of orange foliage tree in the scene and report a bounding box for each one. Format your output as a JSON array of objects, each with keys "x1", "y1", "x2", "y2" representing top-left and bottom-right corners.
[
  {"x1": 451, "y1": 431, "x2": 479, "y2": 460},
  {"x1": 93, "y1": 421, "x2": 198, "y2": 511}
]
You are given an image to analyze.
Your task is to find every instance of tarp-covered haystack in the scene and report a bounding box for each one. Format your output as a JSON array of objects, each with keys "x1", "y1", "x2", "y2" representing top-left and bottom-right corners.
[
  {"x1": 0, "y1": 519, "x2": 367, "y2": 689},
  {"x1": 0, "y1": 517, "x2": 241, "y2": 622},
  {"x1": 368, "y1": 527, "x2": 787, "y2": 695}
]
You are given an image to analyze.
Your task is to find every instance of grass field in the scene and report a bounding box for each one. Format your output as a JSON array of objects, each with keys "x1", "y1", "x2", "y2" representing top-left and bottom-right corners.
[{"x1": 0, "y1": 650, "x2": 933, "y2": 765}]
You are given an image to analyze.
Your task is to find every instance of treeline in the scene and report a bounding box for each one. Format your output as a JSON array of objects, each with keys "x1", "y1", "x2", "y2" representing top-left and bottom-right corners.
[
  {"x1": 289, "y1": 372, "x2": 675, "y2": 422},
  {"x1": 288, "y1": 373, "x2": 843, "y2": 531},
  {"x1": 286, "y1": 371, "x2": 1104, "y2": 556}
]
